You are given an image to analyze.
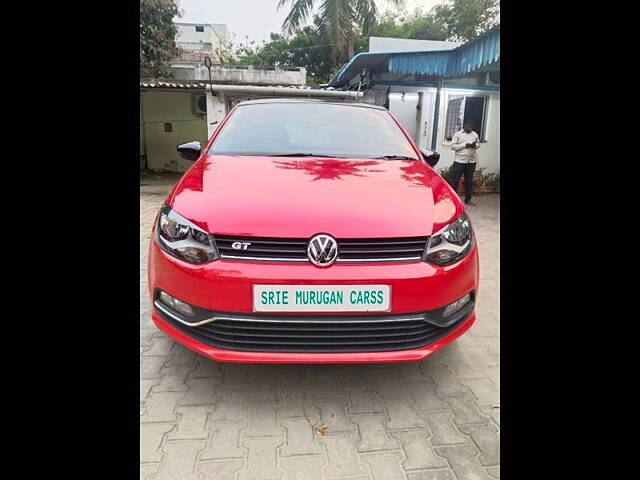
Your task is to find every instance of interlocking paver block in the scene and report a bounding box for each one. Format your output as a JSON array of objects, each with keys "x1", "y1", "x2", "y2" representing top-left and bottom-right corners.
[
  {"x1": 179, "y1": 377, "x2": 220, "y2": 406},
  {"x1": 154, "y1": 440, "x2": 206, "y2": 480},
  {"x1": 153, "y1": 366, "x2": 193, "y2": 392},
  {"x1": 482, "y1": 406, "x2": 500, "y2": 426},
  {"x1": 417, "y1": 410, "x2": 468, "y2": 446},
  {"x1": 378, "y1": 392, "x2": 428, "y2": 430},
  {"x1": 143, "y1": 336, "x2": 175, "y2": 356},
  {"x1": 461, "y1": 378, "x2": 500, "y2": 407},
  {"x1": 316, "y1": 399, "x2": 356, "y2": 433},
  {"x1": 140, "y1": 391, "x2": 184, "y2": 422},
  {"x1": 350, "y1": 413, "x2": 400, "y2": 452},
  {"x1": 140, "y1": 423, "x2": 173, "y2": 463},
  {"x1": 245, "y1": 401, "x2": 283, "y2": 437},
  {"x1": 314, "y1": 373, "x2": 346, "y2": 400},
  {"x1": 344, "y1": 386, "x2": 384, "y2": 414},
  {"x1": 141, "y1": 379, "x2": 160, "y2": 403},
  {"x1": 140, "y1": 463, "x2": 160, "y2": 480},
  {"x1": 280, "y1": 417, "x2": 323, "y2": 456},
  {"x1": 140, "y1": 328, "x2": 157, "y2": 347},
  {"x1": 445, "y1": 394, "x2": 491, "y2": 426},
  {"x1": 426, "y1": 367, "x2": 470, "y2": 396},
  {"x1": 392, "y1": 429, "x2": 448, "y2": 470},
  {"x1": 458, "y1": 423, "x2": 500, "y2": 466},
  {"x1": 409, "y1": 381, "x2": 448, "y2": 412},
  {"x1": 219, "y1": 364, "x2": 250, "y2": 387},
  {"x1": 360, "y1": 451, "x2": 405, "y2": 480},
  {"x1": 406, "y1": 470, "x2": 455, "y2": 480},
  {"x1": 280, "y1": 454, "x2": 325, "y2": 480},
  {"x1": 486, "y1": 465, "x2": 500, "y2": 478},
  {"x1": 189, "y1": 359, "x2": 222, "y2": 379},
  {"x1": 238, "y1": 436, "x2": 284, "y2": 480},
  {"x1": 436, "y1": 444, "x2": 493, "y2": 480},
  {"x1": 140, "y1": 355, "x2": 170, "y2": 380},
  {"x1": 200, "y1": 419, "x2": 245, "y2": 460},
  {"x1": 209, "y1": 388, "x2": 247, "y2": 421},
  {"x1": 277, "y1": 365, "x2": 312, "y2": 387},
  {"x1": 318, "y1": 432, "x2": 368, "y2": 478},
  {"x1": 164, "y1": 344, "x2": 199, "y2": 368},
  {"x1": 278, "y1": 387, "x2": 313, "y2": 418},
  {"x1": 250, "y1": 381, "x2": 279, "y2": 402},
  {"x1": 197, "y1": 459, "x2": 244, "y2": 480},
  {"x1": 168, "y1": 405, "x2": 215, "y2": 440}
]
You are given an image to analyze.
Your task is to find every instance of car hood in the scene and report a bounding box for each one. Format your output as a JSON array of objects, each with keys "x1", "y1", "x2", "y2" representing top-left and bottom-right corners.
[{"x1": 168, "y1": 155, "x2": 463, "y2": 238}]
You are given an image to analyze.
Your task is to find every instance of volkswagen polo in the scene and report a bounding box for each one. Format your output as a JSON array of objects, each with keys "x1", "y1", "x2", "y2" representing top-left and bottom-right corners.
[{"x1": 148, "y1": 99, "x2": 479, "y2": 363}]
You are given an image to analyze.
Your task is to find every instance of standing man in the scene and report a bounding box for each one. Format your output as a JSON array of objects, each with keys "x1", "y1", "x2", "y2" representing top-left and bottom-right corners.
[{"x1": 448, "y1": 122, "x2": 481, "y2": 206}]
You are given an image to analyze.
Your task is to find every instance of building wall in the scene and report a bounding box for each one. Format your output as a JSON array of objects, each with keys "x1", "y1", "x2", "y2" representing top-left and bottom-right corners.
[
  {"x1": 169, "y1": 66, "x2": 307, "y2": 86},
  {"x1": 175, "y1": 23, "x2": 220, "y2": 49},
  {"x1": 140, "y1": 90, "x2": 208, "y2": 172},
  {"x1": 140, "y1": 98, "x2": 146, "y2": 168}
]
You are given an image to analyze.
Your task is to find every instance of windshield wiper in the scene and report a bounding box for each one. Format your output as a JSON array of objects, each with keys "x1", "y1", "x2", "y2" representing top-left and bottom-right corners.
[{"x1": 373, "y1": 155, "x2": 418, "y2": 160}]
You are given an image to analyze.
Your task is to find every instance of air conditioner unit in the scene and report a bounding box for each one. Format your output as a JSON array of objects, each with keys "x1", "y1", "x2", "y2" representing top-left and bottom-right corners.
[{"x1": 192, "y1": 94, "x2": 207, "y2": 115}]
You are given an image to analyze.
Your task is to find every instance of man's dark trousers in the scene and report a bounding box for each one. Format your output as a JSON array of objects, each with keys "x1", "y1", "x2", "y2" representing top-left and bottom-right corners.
[{"x1": 448, "y1": 161, "x2": 476, "y2": 203}]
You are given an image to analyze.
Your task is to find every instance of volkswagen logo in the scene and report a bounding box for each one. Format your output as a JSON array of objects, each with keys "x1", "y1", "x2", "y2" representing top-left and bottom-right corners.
[{"x1": 307, "y1": 234, "x2": 338, "y2": 267}]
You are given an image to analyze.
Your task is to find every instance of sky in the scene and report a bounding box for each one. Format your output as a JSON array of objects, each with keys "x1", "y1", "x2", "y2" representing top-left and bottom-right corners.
[{"x1": 175, "y1": 0, "x2": 443, "y2": 46}]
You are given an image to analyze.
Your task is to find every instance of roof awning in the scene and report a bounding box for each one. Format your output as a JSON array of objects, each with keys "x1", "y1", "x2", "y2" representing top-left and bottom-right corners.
[
  {"x1": 140, "y1": 82, "x2": 362, "y2": 99},
  {"x1": 329, "y1": 27, "x2": 500, "y2": 87}
]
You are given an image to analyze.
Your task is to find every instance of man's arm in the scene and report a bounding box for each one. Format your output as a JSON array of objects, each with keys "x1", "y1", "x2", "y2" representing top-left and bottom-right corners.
[
  {"x1": 473, "y1": 133, "x2": 481, "y2": 150},
  {"x1": 451, "y1": 133, "x2": 467, "y2": 151}
]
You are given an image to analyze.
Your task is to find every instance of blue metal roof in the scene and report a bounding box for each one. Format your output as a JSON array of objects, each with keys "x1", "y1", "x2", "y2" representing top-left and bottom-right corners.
[{"x1": 329, "y1": 27, "x2": 499, "y2": 87}]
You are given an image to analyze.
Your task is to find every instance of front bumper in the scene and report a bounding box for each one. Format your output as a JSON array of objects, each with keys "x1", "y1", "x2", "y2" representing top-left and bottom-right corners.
[
  {"x1": 151, "y1": 309, "x2": 475, "y2": 363},
  {"x1": 148, "y1": 239, "x2": 479, "y2": 363}
]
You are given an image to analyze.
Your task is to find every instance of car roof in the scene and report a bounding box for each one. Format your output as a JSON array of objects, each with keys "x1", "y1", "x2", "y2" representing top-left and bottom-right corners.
[{"x1": 235, "y1": 98, "x2": 387, "y2": 111}]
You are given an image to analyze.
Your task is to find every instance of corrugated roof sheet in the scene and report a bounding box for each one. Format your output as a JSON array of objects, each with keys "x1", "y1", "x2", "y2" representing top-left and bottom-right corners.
[
  {"x1": 139, "y1": 82, "x2": 322, "y2": 90},
  {"x1": 329, "y1": 27, "x2": 499, "y2": 87}
]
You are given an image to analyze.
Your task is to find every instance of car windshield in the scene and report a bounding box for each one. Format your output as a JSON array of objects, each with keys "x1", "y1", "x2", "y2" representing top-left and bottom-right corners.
[{"x1": 208, "y1": 102, "x2": 419, "y2": 160}]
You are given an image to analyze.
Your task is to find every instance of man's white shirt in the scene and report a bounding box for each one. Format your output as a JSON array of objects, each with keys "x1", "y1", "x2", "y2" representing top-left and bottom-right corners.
[{"x1": 451, "y1": 130, "x2": 481, "y2": 164}]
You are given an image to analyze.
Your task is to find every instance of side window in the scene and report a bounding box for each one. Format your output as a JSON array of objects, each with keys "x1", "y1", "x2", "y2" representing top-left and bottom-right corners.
[
  {"x1": 195, "y1": 25, "x2": 204, "y2": 32},
  {"x1": 443, "y1": 95, "x2": 488, "y2": 143}
]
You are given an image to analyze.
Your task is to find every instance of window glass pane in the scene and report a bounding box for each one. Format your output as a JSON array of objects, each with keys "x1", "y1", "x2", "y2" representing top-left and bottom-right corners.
[
  {"x1": 444, "y1": 96, "x2": 464, "y2": 141},
  {"x1": 208, "y1": 102, "x2": 419, "y2": 159},
  {"x1": 195, "y1": 25, "x2": 204, "y2": 32}
]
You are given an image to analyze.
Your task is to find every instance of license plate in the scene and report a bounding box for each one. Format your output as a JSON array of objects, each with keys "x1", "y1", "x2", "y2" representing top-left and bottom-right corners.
[{"x1": 253, "y1": 284, "x2": 391, "y2": 312}]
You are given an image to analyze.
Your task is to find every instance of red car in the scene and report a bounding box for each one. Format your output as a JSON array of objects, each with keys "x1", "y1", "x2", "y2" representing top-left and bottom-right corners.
[{"x1": 148, "y1": 99, "x2": 478, "y2": 363}]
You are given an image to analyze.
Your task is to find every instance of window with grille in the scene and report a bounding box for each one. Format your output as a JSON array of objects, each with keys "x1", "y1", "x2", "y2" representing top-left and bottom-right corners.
[{"x1": 443, "y1": 95, "x2": 487, "y2": 142}]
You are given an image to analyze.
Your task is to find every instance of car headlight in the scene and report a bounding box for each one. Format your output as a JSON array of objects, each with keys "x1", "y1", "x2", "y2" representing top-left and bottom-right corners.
[
  {"x1": 424, "y1": 212, "x2": 474, "y2": 266},
  {"x1": 155, "y1": 204, "x2": 219, "y2": 264}
]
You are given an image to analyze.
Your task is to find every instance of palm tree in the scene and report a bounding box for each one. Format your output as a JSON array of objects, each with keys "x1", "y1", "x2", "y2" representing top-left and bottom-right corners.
[{"x1": 277, "y1": 0, "x2": 404, "y2": 60}]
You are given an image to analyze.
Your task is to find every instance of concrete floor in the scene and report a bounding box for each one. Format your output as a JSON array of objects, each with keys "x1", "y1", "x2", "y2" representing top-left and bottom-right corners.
[{"x1": 140, "y1": 173, "x2": 500, "y2": 480}]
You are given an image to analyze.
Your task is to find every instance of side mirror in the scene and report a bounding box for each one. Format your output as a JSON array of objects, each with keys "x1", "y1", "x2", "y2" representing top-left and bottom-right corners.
[
  {"x1": 177, "y1": 141, "x2": 202, "y2": 162},
  {"x1": 421, "y1": 149, "x2": 440, "y2": 167}
]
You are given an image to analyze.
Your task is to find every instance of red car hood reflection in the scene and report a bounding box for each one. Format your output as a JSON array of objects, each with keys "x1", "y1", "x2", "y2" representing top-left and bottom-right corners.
[{"x1": 168, "y1": 155, "x2": 463, "y2": 238}]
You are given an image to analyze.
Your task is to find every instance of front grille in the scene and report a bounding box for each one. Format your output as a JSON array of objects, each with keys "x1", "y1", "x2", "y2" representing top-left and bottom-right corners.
[
  {"x1": 214, "y1": 235, "x2": 428, "y2": 263},
  {"x1": 155, "y1": 303, "x2": 472, "y2": 353}
]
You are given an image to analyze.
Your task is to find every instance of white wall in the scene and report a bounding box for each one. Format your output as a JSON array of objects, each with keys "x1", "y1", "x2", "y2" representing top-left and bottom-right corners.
[
  {"x1": 175, "y1": 23, "x2": 220, "y2": 49},
  {"x1": 140, "y1": 90, "x2": 208, "y2": 172}
]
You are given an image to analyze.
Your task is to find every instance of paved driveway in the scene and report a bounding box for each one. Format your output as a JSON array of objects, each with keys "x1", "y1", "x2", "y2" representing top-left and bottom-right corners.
[{"x1": 140, "y1": 173, "x2": 500, "y2": 480}]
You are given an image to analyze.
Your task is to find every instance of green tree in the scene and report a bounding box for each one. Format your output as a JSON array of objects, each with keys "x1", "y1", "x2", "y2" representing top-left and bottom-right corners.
[
  {"x1": 277, "y1": 0, "x2": 405, "y2": 61},
  {"x1": 433, "y1": 0, "x2": 499, "y2": 42},
  {"x1": 140, "y1": 0, "x2": 180, "y2": 78},
  {"x1": 230, "y1": 25, "x2": 336, "y2": 85}
]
